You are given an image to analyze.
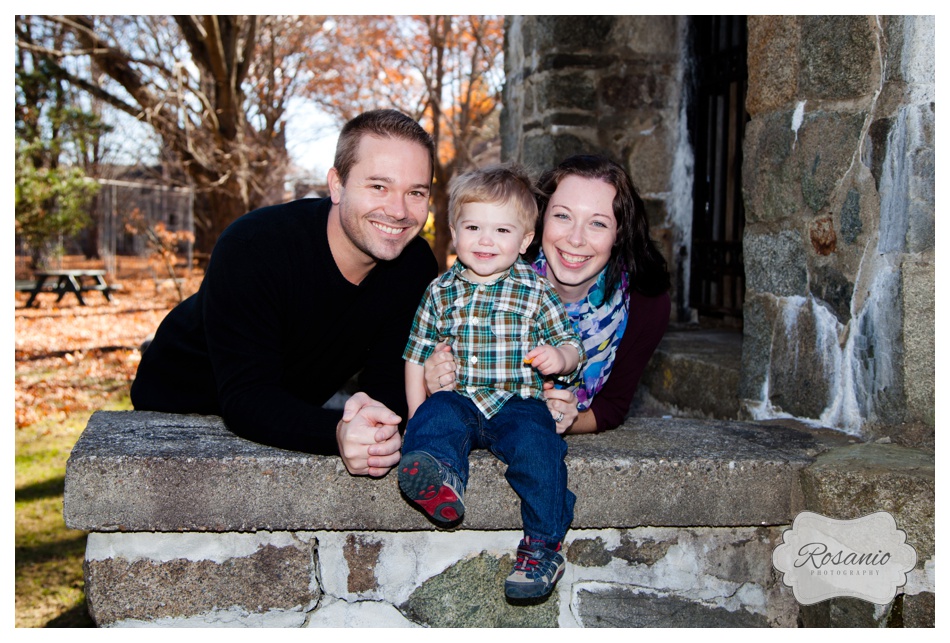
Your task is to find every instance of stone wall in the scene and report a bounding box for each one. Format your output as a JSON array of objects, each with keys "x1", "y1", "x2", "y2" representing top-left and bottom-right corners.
[
  {"x1": 740, "y1": 16, "x2": 934, "y2": 445},
  {"x1": 83, "y1": 528, "x2": 800, "y2": 627},
  {"x1": 502, "y1": 15, "x2": 691, "y2": 312},
  {"x1": 64, "y1": 411, "x2": 935, "y2": 627},
  {"x1": 503, "y1": 15, "x2": 935, "y2": 444}
]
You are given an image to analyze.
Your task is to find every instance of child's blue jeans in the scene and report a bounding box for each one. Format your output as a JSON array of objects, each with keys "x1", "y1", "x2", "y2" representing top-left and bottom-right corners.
[{"x1": 403, "y1": 390, "x2": 575, "y2": 544}]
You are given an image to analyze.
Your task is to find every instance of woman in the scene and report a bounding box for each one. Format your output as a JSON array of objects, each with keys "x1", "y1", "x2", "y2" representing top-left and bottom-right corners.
[{"x1": 425, "y1": 154, "x2": 671, "y2": 434}]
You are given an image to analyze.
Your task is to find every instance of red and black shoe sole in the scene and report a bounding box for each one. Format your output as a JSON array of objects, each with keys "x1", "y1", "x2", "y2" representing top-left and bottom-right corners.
[{"x1": 398, "y1": 451, "x2": 464, "y2": 525}]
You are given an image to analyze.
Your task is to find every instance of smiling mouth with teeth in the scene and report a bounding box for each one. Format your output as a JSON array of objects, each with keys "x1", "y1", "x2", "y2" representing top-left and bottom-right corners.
[
  {"x1": 558, "y1": 250, "x2": 590, "y2": 265},
  {"x1": 371, "y1": 221, "x2": 406, "y2": 235}
]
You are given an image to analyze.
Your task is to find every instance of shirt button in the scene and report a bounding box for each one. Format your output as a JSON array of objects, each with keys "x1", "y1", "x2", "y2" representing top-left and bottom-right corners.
[
  {"x1": 471, "y1": 317, "x2": 479, "y2": 325},
  {"x1": 471, "y1": 356, "x2": 478, "y2": 364}
]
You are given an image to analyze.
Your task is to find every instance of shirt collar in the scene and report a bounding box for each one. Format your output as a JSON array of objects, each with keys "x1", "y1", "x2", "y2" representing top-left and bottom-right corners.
[{"x1": 436, "y1": 257, "x2": 537, "y2": 288}]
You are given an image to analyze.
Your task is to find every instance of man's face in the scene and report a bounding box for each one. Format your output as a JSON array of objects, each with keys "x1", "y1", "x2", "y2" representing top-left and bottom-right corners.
[{"x1": 328, "y1": 135, "x2": 431, "y2": 264}]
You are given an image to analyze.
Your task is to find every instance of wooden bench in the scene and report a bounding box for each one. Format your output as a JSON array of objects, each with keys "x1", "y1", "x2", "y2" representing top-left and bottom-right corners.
[{"x1": 16, "y1": 279, "x2": 55, "y2": 294}]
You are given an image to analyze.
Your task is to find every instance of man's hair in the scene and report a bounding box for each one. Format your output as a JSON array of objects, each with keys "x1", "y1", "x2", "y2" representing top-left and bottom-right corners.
[
  {"x1": 448, "y1": 164, "x2": 539, "y2": 230},
  {"x1": 333, "y1": 109, "x2": 435, "y2": 184}
]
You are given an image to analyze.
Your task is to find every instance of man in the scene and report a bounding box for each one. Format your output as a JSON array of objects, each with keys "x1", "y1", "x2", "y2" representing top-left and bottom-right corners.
[{"x1": 130, "y1": 109, "x2": 438, "y2": 476}]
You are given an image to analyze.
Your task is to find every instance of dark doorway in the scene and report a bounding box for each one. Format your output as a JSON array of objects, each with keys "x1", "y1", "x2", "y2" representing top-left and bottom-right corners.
[{"x1": 687, "y1": 16, "x2": 748, "y2": 324}]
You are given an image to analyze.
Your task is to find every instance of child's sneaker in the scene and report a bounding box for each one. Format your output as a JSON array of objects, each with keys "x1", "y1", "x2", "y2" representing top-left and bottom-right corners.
[
  {"x1": 398, "y1": 451, "x2": 465, "y2": 524},
  {"x1": 504, "y1": 536, "x2": 565, "y2": 599}
]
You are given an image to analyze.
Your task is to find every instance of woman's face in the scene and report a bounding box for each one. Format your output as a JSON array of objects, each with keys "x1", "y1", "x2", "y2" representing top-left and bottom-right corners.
[{"x1": 540, "y1": 175, "x2": 618, "y2": 303}]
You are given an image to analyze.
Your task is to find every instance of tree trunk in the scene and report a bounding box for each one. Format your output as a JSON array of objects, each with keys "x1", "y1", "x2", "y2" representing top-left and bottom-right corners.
[
  {"x1": 431, "y1": 182, "x2": 451, "y2": 272},
  {"x1": 192, "y1": 184, "x2": 253, "y2": 255}
]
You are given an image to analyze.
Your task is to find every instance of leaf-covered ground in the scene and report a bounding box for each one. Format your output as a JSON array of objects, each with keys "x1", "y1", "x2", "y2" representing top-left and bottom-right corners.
[{"x1": 14, "y1": 258, "x2": 203, "y2": 627}]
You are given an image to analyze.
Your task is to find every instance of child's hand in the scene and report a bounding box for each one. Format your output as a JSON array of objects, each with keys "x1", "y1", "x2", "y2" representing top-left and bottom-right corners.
[{"x1": 524, "y1": 345, "x2": 567, "y2": 376}]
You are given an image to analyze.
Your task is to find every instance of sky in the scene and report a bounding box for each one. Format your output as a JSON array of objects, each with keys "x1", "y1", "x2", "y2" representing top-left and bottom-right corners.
[{"x1": 284, "y1": 98, "x2": 340, "y2": 180}]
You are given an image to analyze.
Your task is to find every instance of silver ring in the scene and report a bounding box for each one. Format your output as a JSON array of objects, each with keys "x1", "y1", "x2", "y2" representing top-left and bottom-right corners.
[
  {"x1": 554, "y1": 411, "x2": 564, "y2": 423},
  {"x1": 439, "y1": 374, "x2": 446, "y2": 387}
]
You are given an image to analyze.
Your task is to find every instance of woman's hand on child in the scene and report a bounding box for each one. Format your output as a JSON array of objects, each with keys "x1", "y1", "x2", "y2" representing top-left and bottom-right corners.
[
  {"x1": 542, "y1": 381, "x2": 579, "y2": 434},
  {"x1": 423, "y1": 342, "x2": 457, "y2": 394}
]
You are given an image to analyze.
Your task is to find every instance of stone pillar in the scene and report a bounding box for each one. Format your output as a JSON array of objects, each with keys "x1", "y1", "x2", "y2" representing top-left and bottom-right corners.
[
  {"x1": 502, "y1": 15, "x2": 689, "y2": 312},
  {"x1": 740, "y1": 16, "x2": 934, "y2": 446}
]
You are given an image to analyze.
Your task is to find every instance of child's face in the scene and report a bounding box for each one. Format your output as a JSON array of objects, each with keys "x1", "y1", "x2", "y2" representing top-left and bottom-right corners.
[{"x1": 450, "y1": 201, "x2": 534, "y2": 283}]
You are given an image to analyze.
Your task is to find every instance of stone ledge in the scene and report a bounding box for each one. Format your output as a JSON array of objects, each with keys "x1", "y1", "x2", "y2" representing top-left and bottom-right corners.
[
  {"x1": 800, "y1": 443, "x2": 936, "y2": 563},
  {"x1": 637, "y1": 328, "x2": 744, "y2": 420},
  {"x1": 64, "y1": 411, "x2": 818, "y2": 532}
]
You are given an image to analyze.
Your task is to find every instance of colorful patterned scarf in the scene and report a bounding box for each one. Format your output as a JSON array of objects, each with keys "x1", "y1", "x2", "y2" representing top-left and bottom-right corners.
[{"x1": 533, "y1": 250, "x2": 629, "y2": 410}]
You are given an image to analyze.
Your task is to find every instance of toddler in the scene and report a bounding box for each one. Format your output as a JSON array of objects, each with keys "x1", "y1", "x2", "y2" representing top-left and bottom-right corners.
[{"x1": 399, "y1": 164, "x2": 584, "y2": 600}]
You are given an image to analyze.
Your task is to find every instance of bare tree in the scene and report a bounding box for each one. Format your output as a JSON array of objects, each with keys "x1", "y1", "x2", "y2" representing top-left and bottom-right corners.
[{"x1": 17, "y1": 15, "x2": 320, "y2": 252}]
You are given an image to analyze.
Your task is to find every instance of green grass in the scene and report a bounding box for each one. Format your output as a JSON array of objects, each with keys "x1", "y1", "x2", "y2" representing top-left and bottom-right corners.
[{"x1": 15, "y1": 396, "x2": 132, "y2": 628}]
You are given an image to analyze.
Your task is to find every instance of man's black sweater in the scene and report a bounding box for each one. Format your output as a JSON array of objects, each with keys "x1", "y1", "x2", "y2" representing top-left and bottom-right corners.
[{"x1": 130, "y1": 197, "x2": 437, "y2": 454}]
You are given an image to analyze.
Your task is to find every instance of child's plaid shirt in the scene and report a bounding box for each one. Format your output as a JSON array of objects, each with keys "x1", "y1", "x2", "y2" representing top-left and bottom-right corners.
[{"x1": 403, "y1": 258, "x2": 585, "y2": 419}]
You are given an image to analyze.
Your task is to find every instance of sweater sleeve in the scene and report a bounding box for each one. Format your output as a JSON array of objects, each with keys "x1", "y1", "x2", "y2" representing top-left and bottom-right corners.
[
  {"x1": 204, "y1": 232, "x2": 437, "y2": 454},
  {"x1": 201, "y1": 232, "x2": 344, "y2": 454},
  {"x1": 356, "y1": 247, "x2": 438, "y2": 422},
  {"x1": 588, "y1": 290, "x2": 671, "y2": 432}
]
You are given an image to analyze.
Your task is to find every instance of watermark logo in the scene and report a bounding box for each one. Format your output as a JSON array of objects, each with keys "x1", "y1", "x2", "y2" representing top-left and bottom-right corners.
[{"x1": 772, "y1": 511, "x2": 917, "y2": 605}]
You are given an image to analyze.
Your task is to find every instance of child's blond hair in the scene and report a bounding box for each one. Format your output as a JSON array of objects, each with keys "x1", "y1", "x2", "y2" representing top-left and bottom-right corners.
[{"x1": 448, "y1": 164, "x2": 538, "y2": 230}]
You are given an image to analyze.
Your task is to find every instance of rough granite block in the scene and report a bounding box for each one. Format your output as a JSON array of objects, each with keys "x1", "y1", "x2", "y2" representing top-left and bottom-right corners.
[
  {"x1": 83, "y1": 531, "x2": 319, "y2": 626},
  {"x1": 800, "y1": 443, "x2": 936, "y2": 563}
]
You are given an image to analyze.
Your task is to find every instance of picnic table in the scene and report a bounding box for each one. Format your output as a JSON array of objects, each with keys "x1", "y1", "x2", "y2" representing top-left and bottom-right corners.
[{"x1": 17, "y1": 269, "x2": 118, "y2": 308}]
